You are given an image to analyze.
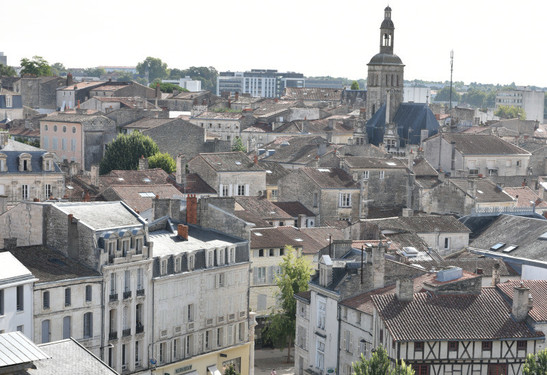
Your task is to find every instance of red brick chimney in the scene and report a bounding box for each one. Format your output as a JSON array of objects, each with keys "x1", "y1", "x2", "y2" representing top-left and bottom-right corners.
[
  {"x1": 186, "y1": 194, "x2": 198, "y2": 225},
  {"x1": 177, "y1": 224, "x2": 188, "y2": 240},
  {"x1": 235, "y1": 92, "x2": 239, "y2": 101},
  {"x1": 254, "y1": 155, "x2": 258, "y2": 165}
]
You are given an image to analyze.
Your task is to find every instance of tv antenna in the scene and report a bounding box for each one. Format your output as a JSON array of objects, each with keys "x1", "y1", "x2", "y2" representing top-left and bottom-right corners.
[{"x1": 449, "y1": 50, "x2": 454, "y2": 111}]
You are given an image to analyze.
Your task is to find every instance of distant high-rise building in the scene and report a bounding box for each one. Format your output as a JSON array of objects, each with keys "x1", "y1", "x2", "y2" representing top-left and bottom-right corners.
[{"x1": 217, "y1": 69, "x2": 304, "y2": 98}]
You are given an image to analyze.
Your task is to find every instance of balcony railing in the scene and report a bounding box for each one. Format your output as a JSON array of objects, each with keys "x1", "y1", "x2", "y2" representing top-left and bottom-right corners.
[
  {"x1": 123, "y1": 328, "x2": 131, "y2": 337},
  {"x1": 136, "y1": 289, "x2": 145, "y2": 297},
  {"x1": 109, "y1": 331, "x2": 118, "y2": 340},
  {"x1": 109, "y1": 293, "x2": 118, "y2": 302},
  {"x1": 123, "y1": 291, "x2": 132, "y2": 299}
]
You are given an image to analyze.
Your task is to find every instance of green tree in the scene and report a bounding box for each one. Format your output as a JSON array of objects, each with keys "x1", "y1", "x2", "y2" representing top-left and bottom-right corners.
[
  {"x1": 352, "y1": 346, "x2": 414, "y2": 375},
  {"x1": 523, "y1": 348, "x2": 547, "y2": 374},
  {"x1": 224, "y1": 364, "x2": 239, "y2": 375},
  {"x1": 149, "y1": 80, "x2": 188, "y2": 93},
  {"x1": 51, "y1": 62, "x2": 67, "y2": 76},
  {"x1": 460, "y1": 88, "x2": 486, "y2": 108},
  {"x1": 495, "y1": 105, "x2": 526, "y2": 120},
  {"x1": 169, "y1": 68, "x2": 184, "y2": 80},
  {"x1": 82, "y1": 67, "x2": 106, "y2": 78},
  {"x1": 263, "y1": 246, "x2": 312, "y2": 362},
  {"x1": 148, "y1": 152, "x2": 176, "y2": 174},
  {"x1": 20, "y1": 56, "x2": 52, "y2": 76},
  {"x1": 99, "y1": 132, "x2": 160, "y2": 175},
  {"x1": 434, "y1": 86, "x2": 461, "y2": 102},
  {"x1": 231, "y1": 137, "x2": 246, "y2": 152},
  {"x1": 351, "y1": 81, "x2": 360, "y2": 90},
  {"x1": 137, "y1": 57, "x2": 169, "y2": 83},
  {"x1": 0, "y1": 64, "x2": 16, "y2": 77},
  {"x1": 115, "y1": 71, "x2": 136, "y2": 82},
  {"x1": 178, "y1": 66, "x2": 218, "y2": 92}
]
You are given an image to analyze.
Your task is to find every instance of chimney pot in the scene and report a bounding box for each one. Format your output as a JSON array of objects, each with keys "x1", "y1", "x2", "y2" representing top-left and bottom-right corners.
[
  {"x1": 186, "y1": 195, "x2": 198, "y2": 225},
  {"x1": 178, "y1": 224, "x2": 189, "y2": 240}
]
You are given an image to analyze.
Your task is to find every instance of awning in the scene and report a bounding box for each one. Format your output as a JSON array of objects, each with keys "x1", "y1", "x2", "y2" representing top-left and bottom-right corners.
[{"x1": 208, "y1": 365, "x2": 222, "y2": 375}]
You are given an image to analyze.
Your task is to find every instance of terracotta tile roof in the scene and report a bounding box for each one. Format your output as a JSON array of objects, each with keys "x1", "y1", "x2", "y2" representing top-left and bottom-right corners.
[
  {"x1": 283, "y1": 87, "x2": 342, "y2": 102},
  {"x1": 101, "y1": 184, "x2": 182, "y2": 214},
  {"x1": 58, "y1": 81, "x2": 105, "y2": 91},
  {"x1": 196, "y1": 152, "x2": 265, "y2": 172},
  {"x1": 503, "y1": 186, "x2": 547, "y2": 208},
  {"x1": 300, "y1": 167, "x2": 359, "y2": 189},
  {"x1": 234, "y1": 211, "x2": 273, "y2": 228},
  {"x1": 101, "y1": 168, "x2": 170, "y2": 187},
  {"x1": 372, "y1": 287, "x2": 543, "y2": 342},
  {"x1": 252, "y1": 100, "x2": 295, "y2": 118},
  {"x1": 250, "y1": 227, "x2": 303, "y2": 249},
  {"x1": 288, "y1": 227, "x2": 345, "y2": 255},
  {"x1": 257, "y1": 161, "x2": 290, "y2": 185},
  {"x1": 193, "y1": 111, "x2": 244, "y2": 120},
  {"x1": 168, "y1": 173, "x2": 216, "y2": 194},
  {"x1": 235, "y1": 196, "x2": 293, "y2": 220},
  {"x1": 122, "y1": 118, "x2": 176, "y2": 130},
  {"x1": 497, "y1": 280, "x2": 547, "y2": 322}
]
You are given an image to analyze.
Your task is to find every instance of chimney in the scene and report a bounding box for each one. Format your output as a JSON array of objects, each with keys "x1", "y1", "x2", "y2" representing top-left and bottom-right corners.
[
  {"x1": 176, "y1": 154, "x2": 184, "y2": 185},
  {"x1": 491, "y1": 262, "x2": 501, "y2": 286},
  {"x1": 466, "y1": 178, "x2": 477, "y2": 198},
  {"x1": 66, "y1": 73, "x2": 73, "y2": 87},
  {"x1": 253, "y1": 155, "x2": 258, "y2": 165},
  {"x1": 77, "y1": 100, "x2": 80, "y2": 109},
  {"x1": 0, "y1": 195, "x2": 6, "y2": 214},
  {"x1": 83, "y1": 191, "x2": 91, "y2": 202},
  {"x1": 319, "y1": 255, "x2": 333, "y2": 287},
  {"x1": 450, "y1": 141, "x2": 456, "y2": 172},
  {"x1": 177, "y1": 224, "x2": 189, "y2": 241},
  {"x1": 395, "y1": 278, "x2": 414, "y2": 302},
  {"x1": 138, "y1": 155, "x2": 149, "y2": 170},
  {"x1": 90, "y1": 165, "x2": 99, "y2": 187},
  {"x1": 235, "y1": 92, "x2": 239, "y2": 101},
  {"x1": 512, "y1": 282, "x2": 533, "y2": 322},
  {"x1": 186, "y1": 194, "x2": 198, "y2": 225},
  {"x1": 297, "y1": 214, "x2": 306, "y2": 228},
  {"x1": 372, "y1": 242, "x2": 386, "y2": 289},
  {"x1": 156, "y1": 83, "x2": 161, "y2": 99}
]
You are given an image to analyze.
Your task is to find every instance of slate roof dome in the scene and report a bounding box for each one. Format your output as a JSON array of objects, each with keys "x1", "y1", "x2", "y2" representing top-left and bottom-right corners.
[
  {"x1": 381, "y1": 18, "x2": 394, "y2": 28},
  {"x1": 368, "y1": 53, "x2": 403, "y2": 65},
  {"x1": 384, "y1": 5, "x2": 392, "y2": 11}
]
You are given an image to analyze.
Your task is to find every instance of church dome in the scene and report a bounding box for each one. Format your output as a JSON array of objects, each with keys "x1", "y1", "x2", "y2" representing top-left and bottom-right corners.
[
  {"x1": 384, "y1": 5, "x2": 392, "y2": 11},
  {"x1": 381, "y1": 18, "x2": 394, "y2": 28},
  {"x1": 368, "y1": 53, "x2": 404, "y2": 65}
]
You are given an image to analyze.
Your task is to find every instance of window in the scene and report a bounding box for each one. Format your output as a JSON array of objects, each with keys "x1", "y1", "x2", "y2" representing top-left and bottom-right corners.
[
  {"x1": 41, "y1": 320, "x2": 50, "y2": 343},
  {"x1": 487, "y1": 364, "x2": 507, "y2": 375},
  {"x1": 124, "y1": 270, "x2": 130, "y2": 292},
  {"x1": 185, "y1": 335, "x2": 193, "y2": 356},
  {"x1": 238, "y1": 322, "x2": 245, "y2": 342},
  {"x1": 188, "y1": 254, "x2": 195, "y2": 270},
  {"x1": 217, "y1": 248, "x2": 225, "y2": 265},
  {"x1": 339, "y1": 193, "x2": 351, "y2": 208},
  {"x1": 72, "y1": 126, "x2": 76, "y2": 134},
  {"x1": 469, "y1": 168, "x2": 479, "y2": 176},
  {"x1": 237, "y1": 184, "x2": 245, "y2": 196},
  {"x1": 17, "y1": 325, "x2": 23, "y2": 333},
  {"x1": 444, "y1": 238, "x2": 450, "y2": 249},
  {"x1": 63, "y1": 316, "x2": 71, "y2": 339},
  {"x1": 482, "y1": 341, "x2": 492, "y2": 351},
  {"x1": 16, "y1": 285, "x2": 24, "y2": 311},
  {"x1": 316, "y1": 339, "x2": 325, "y2": 370},
  {"x1": 517, "y1": 340, "x2": 527, "y2": 351},
  {"x1": 137, "y1": 268, "x2": 143, "y2": 291},
  {"x1": 110, "y1": 273, "x2": 116, "y2": 295},
  {"x1": 516, "y1": 160, "x2": 521, "y2": 167},
  {"x1": 448, "y1": 341, "x2": 458, "y2": 352},
  {"x1": 44, "y1": 184, "x2": 52, "y2": 199},
  {"x1": 161, "y1": 259, "x2": 168, "y2": 275},
  {"x1": 205, "y1": 330, "x2": 212, "y2": 350},
  {"x1": 317, "y1": 297, "x2": 326, "y2": 330},
  {"x1": 54, "y1": 125, "x2": 58, "y2": 132},
  {"x1": 52, "y1": 137, "x2": 58, "y2": 150},
  {"x1": 135, "y1": 340, "x2": 141, "y2": 366},
  {"x1": 217, "y1": 327, "x2": 223, "y2": 347},
  {"x1": 313, "y1": 192, "x2": 318, "y2": 208},
  {"x1": 257, "y1": 294, "x2": 267, "y2": 311},
  {"x1": 83, "y1": 312, "x2": 93, "y2": 338},
  {"x1": 207, "y1": 251, "x2": 214, "y2": 267},
  {"x1": 85, "y1": 285, "x2": 92, "y2": 302},
  {"x1": 0, "y1": 290, "x2": 3, "y2": 315},
  {"x1": 122, "y1": 344, "x2": 127, "y2": 369},
  {"x1": 173, "y1": 338, "x2": 180, "y2": 359},
  {"x1": 43, "y1": 291, "x2": 50, "y2": 309},
  {"x1": 62, "y1": 138, "x2": 66, "y2": 150},
  {"x1": 257, "y1": 267, "x2": 266, "y2": 284},
  {"x1": 363, "y1": 171, "x2": 369, "y2": 180},
  {"x1": 187, "y1": 304, "x2": 194, "y2": 322},
  {"x1": 216, "y1": 273, "x2": 225, "y2": 287},
  {"x1": 228, "y1": 248, "x2": 235, "y2": 264},
  {"x1": 379, "y1": 170, "x2": 385, "y2": 179},
  {"x1": 412, "y1": 364, "x2": 429, "y2": 375},
  {"x1": 343, "y1": 330, "x2": 353, "y2": 353},
  {"x1": 21, "y1": 184, "x2": 29, "y2": 200},
  {"x1": 5, "y1": 95, "x2": 12, "y2": 108},
  {"x1": 65, "y1": 288, "x2": 71, "y2": 306},
  {"x1": 415, "y1": 341, "x2": 424, "y2": 352},
  {"x1": 175, "y1": 257, "x2": 181, "y2": 272},
  {"x1": 359, "y1": 340, "x2": 367, "y2": 356},
  {"x1": 159, "y1": 342, "x2": 166, "y2": 363}
]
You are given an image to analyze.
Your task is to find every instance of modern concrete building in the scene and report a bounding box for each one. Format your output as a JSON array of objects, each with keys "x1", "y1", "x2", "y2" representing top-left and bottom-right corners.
[
  {"x1": 495, "y1": 88, "x2": 545, "y2": 122},
  {"x1": 217, "y1": 70, "x2": 305, "y2": 98}
]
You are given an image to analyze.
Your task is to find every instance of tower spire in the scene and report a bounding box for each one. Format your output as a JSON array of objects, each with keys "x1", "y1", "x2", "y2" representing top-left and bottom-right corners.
[{"x1": 379, "y1": 5, "x2": 395, "y2": 54}]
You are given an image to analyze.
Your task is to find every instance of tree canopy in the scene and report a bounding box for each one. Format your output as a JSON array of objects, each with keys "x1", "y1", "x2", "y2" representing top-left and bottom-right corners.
[
  {"x1": 51, "y1": 62, "x2": 67, "y2": 76},
  {"x1": 0, "y1": 64, "x2": 16, "y2": 77},
  {"x1": 434, "y1": 86, "x2": 461, "y2": 102},
  {"x1": 137, "y1": 57, "x2": 169, "y2": 83},
  {"x1": 231, "y1": 137, "x2": 246, "y2": 152},
  {"x1": 351, "y1": 81, "x2": 360, "y2": 90},
  {"x1": 177, "y1": 66, "x2": 218, "y2": 92},
  {"x1": 148, "y1": 152, "x2": 176, "y2": 174},
  {"x1": 495, "y1": 105, "x2": 526, "y2": 120},
  {"x1": 263, "y1": 246, "x2": 312, "y2": 362},
  {"x1": 99, "y1": 132, "x2": 160, "y2": 175},
  {"x1": 523, "y1": 348, "x2": 547, "y2": 375},
  {"x1": 20, "y1": 56, "x2": 52, "y2": 77},
  {"x1": 223, "y1": 364, "x2": 239, "y2": 375},
  {"x1": 352, "y1": 346, "x2": 414, "y2": 375},
  {"x1": 82, "y1": 67, "x2": 106, "y2": 78},
  {"x1": 149, "y1": 80, "x2": 188, "y2": 93}
]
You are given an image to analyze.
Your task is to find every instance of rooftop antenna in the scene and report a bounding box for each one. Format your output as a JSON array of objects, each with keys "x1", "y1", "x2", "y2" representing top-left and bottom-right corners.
[{"x1": 449, "y1": 50, "x2": 454, "y2": 111}]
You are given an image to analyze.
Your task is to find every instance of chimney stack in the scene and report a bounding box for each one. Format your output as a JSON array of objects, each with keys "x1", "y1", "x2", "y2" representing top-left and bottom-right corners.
[
  {"x1": 297, "y1": 214, "x2": 306, "y2": 228},
  {"x1": 512, "y1": 282, "x2": 533, "y2": 322},
  {"x1": 156, "y1": 83, "x2": 161, "y2": 99},
  {"x1": 372, "y1": 242, "x2": 386, "y2": 289},
  {"x1": 253, "y1": 155, "x2": 258, "y2": 165},
  {"x1": 90, "y1": 165, "x2": 99, "y2": 187},
  {"x1": 395, "y1": 278, "x2": 414, "y2": 302},
  {"x1": 176, "y1": 154, "x2": 184, "y2": 185},
  {"x1": 138, "y1": 155, "x2": 149, "y2": 170},
  {"x1": 491, "y1": 262, "x2": 501, "y2": 286},
  {"x1": 186, "y1": 194, "x2": 198, "y2": 225},
  {"x1": 177, "y1": 224, "x2": 189, "y2": 241},
  {"x1": 235, "y1": 92, "x2": 239, "y2": 101},
  {"x1": 66, "y1": 73, "x2": 73, "y2": 87}
]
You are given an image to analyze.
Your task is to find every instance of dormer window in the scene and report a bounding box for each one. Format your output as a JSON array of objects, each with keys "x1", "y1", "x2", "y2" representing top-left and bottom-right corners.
[
  {"x1": 42, "y1": 153, "x2": 54, "y2": 172},
  {"x1": 19, "y1": 153, "x2": 32, "y2": 172}
]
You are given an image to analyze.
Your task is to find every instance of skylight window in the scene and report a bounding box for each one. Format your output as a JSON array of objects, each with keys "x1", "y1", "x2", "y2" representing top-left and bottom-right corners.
[
  {"x1": 318, "y1": 168, "x2": 330, "y2": 172},
  {"x1": 386, "y1": 162, "x2": 396, "y2": 166},
  {"x1": 254, "y1": 232, "x2": 263, "y2": 236},
  {"x1": 143, "y1": 178, "x2": 151, "y2": 183},
  {"x1": 503, "y1": 245, "x2": 518, "y2": 253},
  {"x1": 490, "y1": 243, "x2": 505, "y2": 251},
  {"x1": 294, "y1": 238, "x2": 303, "y2": 242},
  {"x1": 266, "y1": 170, "x2": 273, "y2": 174},
  {"x1": 235, "y1": 161, "x2": 241, "y2": 165},
  {"x1": 477, "y1": 190, "x2": 484, "y2": 194},
  {"x1": 139, "y1": 192, "x2": 156, "y2": 198},
  {"x1": 118, "y1": 177, "x2": 124, "y2": 181}
]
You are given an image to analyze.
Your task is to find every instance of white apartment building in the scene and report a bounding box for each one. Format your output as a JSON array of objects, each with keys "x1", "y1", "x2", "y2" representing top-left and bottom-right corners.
[
  {"x1": 0, "y1": 252, "x2": 36, "y2": 339},
  {"x1": 496, "y1": 88, "x2": 544, "y2": 122}
]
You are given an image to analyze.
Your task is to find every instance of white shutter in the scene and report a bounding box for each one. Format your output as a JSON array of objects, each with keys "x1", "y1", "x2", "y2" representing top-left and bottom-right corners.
[
  {"x1": 219, "y1": 184, "x2": 224, "y2": 197},
  {"x1": 245, "y1": 184, "x2": 250, "y2": 196},
  {"x1": 228, "y1": 184, "x2": 233, "y2": 197}
]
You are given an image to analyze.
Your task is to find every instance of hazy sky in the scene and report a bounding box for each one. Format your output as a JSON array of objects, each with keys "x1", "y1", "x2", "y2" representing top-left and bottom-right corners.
[{"x1": 2, "y1": 0, "x2": 546, "y2": 87}]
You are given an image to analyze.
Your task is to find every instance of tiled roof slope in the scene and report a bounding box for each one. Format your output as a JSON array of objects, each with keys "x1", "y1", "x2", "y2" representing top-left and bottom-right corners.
[
  {"x1": 434, "y1": 133, "x2": 530, "y2": 155},
  {"x1": 283, "y1": 87, "x2": 342, "y2": 101},
  {"x1": 273, "y1": 202, "x2": 315, "y2": 217},
  {"x1": 450, "y1": 178, "x2": 514, "y2": 203},
  {"x1": 372, "y1": 288, "x2": 543, "y2": 342},
  {"x1": 300, "y1": 167, "x2": 358, "y2": 189},
  {"x1": 366, "y1": 215, "x2": 470, "y2": 233},
  {"x1": 497, "y1": 280, "x2": 547, "y2": 322},
  {"x1": 235, "y1": 196, "x2": 293, "y2": 220},
  {"x1": 198, "y1": 152, "x2": 264, "y2": 172},
  {"x1": 344, "y1": 156, "x2": 408, "y2": 170}
]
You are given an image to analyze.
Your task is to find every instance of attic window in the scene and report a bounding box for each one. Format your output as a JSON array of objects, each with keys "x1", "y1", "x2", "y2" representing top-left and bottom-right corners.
[
  {"x1": 490, "y1": 243, "x2": 505, "y2": 251},
  {"x1": 502, "y1": 245, "x2": 518, "y2": 253}
]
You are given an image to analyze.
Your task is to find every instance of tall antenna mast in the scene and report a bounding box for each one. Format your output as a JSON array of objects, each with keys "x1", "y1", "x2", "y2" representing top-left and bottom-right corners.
[{"x1": 449, "y1": 50, "x2": 454, "y2": 111}]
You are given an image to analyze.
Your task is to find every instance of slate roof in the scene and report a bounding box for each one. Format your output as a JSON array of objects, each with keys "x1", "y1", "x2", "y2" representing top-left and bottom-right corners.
[
  {"x1": 0, "y1": 138, "x2": 44, "y2": 151},
  {"x1": 122, "y1": 118, "x2": 176, "y2": 130},
  {"x1": 257, "y1": 161, "x2": 290, "y2": 185},
  {"x1": 497, "y1": 280, "x2": 547, "y2": 322},
  {"x1": 8, "y1": 246, "x2": 100, "y2": 283},
  {"x1": 31, "y1": 338, "x2": 117, "y2": 375},
  {"x1": 0, "y1": 151, "x2": 62, "y2": 174},
  {"x1": 503, "y1": 187, "x2": 547, "y2": 209},
  {"x1": 283, "y1": 87, "x2": 342, "y2": 102},
  {"x1": 431, "y1": 133, "x2": 531, "y2": 155},
  {"x1": 235, "y1": 196, "x2": 293, "y2": 221},
  {"x1": 193, "y1": 111, "x2": 244, "y2": 120},
  {"x1": 372, "y1": 287, "x2": 543, "y2": 342},
  {"x1": 196, "y1": 152, "x2": 265, "y2": 172},
  {"x1": 344, "y1": 156, "x2": 408, "y2": 170},
  {"x1": 450, "y1": 178, "x2": 514, "y2": 203},
  {"x1": 366, "y1": 215, "x2": 471, "y2": 234},
  {"x1": 52, "y1": 201, "x2": 142, "y2": 230},
  {"x1": 300, "y1": 167, "x2": 359, "y2": 189},
  {"x1": 257, "y1": 136, "x2": 335, "y2": 166},
  {"x1": 412, "y1": 257, "x2": 519, "y2": 277},
  {"x1": 368, "y1": 53, "x2": 403, "y2": 65},
  {"x1": 470, "y1": 214, "x2": 547, "y2": 261},
  {"x1": 275, "y1": 117, "x2": 353, "y2": 135},
  {"x1": 366, "y1": 103, "x2": 439, "y2": 146},
  {"x1": 412, "y1": 157, "x2": 438, "y2": 177},
  {"x1": 273, "y1": 202, "x2": 315, "y2": 217},
  {"x1": 250, "y1": 227, "x2": 304, "y2": 249}
]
